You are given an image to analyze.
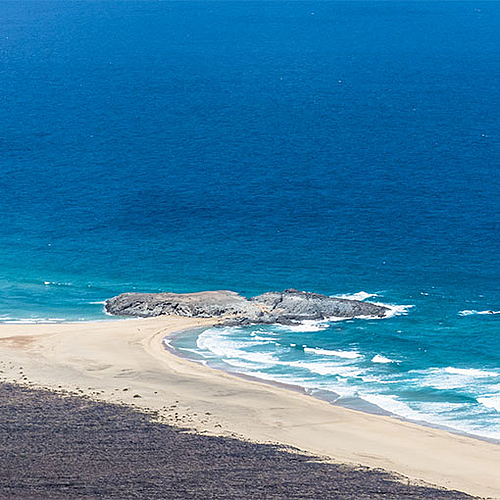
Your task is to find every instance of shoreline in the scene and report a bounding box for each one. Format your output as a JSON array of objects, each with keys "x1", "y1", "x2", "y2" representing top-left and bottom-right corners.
[
  {"x1": 165, "y1": 326, "x2": 500, "y2": 447},
  {"x1": 1, "y1": 316, "x2": 500, "y2": 498}
]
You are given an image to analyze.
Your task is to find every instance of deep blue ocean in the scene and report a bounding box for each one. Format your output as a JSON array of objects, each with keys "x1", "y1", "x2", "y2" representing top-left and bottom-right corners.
[{"x1": 1, "y1": 1, "x2": 499, "y2": 439}]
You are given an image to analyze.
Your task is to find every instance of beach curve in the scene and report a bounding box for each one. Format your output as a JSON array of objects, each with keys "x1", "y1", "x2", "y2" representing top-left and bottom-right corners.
[{"x1": 0, "y1": 316, "x2": 499, "y2": 498}]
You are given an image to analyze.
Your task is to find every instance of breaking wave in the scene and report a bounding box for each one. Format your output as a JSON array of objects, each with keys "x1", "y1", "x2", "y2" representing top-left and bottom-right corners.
[
  {"x1": 371, "y1": 354, "x2": 397, "y2": 364},
  {"x1": 459, "y1": 310, "x2": 500, "y2": 316},
  {"x1": 304, "y1": 347, "x2": 362, "y2": 359},
  {"x1": 333, "y1": 291, "x2": 379, "y2": 301},
  {"x1": 168, "y1": 300, "x2": 500, "y2": 442}
]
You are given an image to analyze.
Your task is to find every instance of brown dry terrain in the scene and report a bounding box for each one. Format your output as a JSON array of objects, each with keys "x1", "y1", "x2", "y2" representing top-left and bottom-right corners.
[{"x1": 0, "y1": 383, "x2": 474, "y2": 500}]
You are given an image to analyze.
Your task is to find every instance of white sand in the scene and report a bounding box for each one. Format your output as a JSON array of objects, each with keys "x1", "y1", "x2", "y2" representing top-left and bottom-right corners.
[{"x1": 1, "y1": 316, "x2": 499, "y2": 498}]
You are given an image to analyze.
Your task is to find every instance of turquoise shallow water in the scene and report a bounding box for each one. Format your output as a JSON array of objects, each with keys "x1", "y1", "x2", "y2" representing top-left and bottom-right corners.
[
  {"x1": 170, "y1": 294, "x2": 500, "y2": 441},
  {"x1": 1, "y1": 1, "x2": 499, "y2": 437}
]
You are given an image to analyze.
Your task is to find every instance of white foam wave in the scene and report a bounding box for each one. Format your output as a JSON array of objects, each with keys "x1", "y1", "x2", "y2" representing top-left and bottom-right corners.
[
  {"x1": 459, "y1": 309, "x2": 500, "y2": 316},
  {"x1": 242, "y1": 370, "x2": 321, "y2": 391},
  {"x1": 361, "y1": 393, "x2": 425, "y2": 420},
  {"x1": 376, "y1": 302, "x2": 413, "y2": 318},
  {"x1": 177, "y1": 347, "x2": 202, "y2": 355},
  {"x1": 371, "y1": 354, "x2": 396, "y2": 364},
  {"x1": 444, "y1": 367, "x2": 498, "y2": 377},
  {"x1": 419, "y1": 367, "x2": 499, "y2": 390},
  {"x1": 1, "y1": 317, "x2": 66, "y2": 324},
  {"x1": 230, "y1": 349, "x2": 277, "y2": 365},
  {"x1": 334, "y1": 291, "x2": 378, "y2": 301},
  {"x1": 360, "y1": 395, "x2": 473, "y2": 429},
  {"x1": 196, "y1": 328, "x2": 277, "y2": 366},
  {"x1": 330, "y1": 292, "x2": 412, "y2": 319},
  {"x1": 181, "y1": 326, "x2": 500, "y2": 441},
  {"x1": 304, "y1": 347, "x2": 362, "y2": 359},
  {"x1": 484, "y1": 383, "x2": 500, "y2": 393},
  {"x1": 477, "y1": 396, "x2": 500, "y2": 412},
  {"x1": 250, "y1": 333, "x2": 279, "y2": 341},
  {"x1": 277, "y1": 320, "x2": 329, "y2": 332},
  {"x1": 325, "y1": 315, "x2": 359, "y2": 322},
  {"x1": 196, "y1": 328, "x2": 365, "y2": 378},
  {"x1": 359, "y1": 394, "x2": 500, "y2": 440},
  {"x1": 223, "y1": 358, "x2": 263, "y2": 370},
  {"x1": 250, "y1": 327, "x2": 277, "y2": 336},
  {"x1": 290, "y1": 360, "x2": 363, "y2": 378},
  {"x1": 317, "y1": 291, "x2": 412, "y2": 321},
  {"x1": 43, "y1": 281, "x2": 72, "y2": 286},
  {"x1": 185, "y1": 325, "x2": 500, "y2": 442},
  {"x1": 89, "y1": 301, "x2": 106, "y2": 305}
]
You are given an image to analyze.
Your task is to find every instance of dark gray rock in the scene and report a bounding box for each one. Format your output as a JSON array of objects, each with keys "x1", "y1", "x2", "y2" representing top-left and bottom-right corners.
[
  {"x1": 252, "y1": 288, "x2": 388, "y2": 321},
  {"x1": 105, "y1": 288, "x2": 390, "y2": 324},
  {"x1": 104, "y1": 290, "x2": 259, "y2": 319}
]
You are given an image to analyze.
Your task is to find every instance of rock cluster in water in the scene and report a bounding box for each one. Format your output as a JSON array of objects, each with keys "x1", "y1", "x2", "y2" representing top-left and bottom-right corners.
[{"x1": 105, "y1": 288, "x2": 389, "y2": 325}]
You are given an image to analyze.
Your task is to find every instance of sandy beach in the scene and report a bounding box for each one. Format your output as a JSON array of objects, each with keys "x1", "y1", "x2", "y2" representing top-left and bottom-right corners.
[{"x1": 1, "y1": 316, "x2": 499, "y2": 498}]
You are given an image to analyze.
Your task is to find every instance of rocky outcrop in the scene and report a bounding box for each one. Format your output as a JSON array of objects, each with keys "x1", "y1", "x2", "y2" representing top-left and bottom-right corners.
[
  {"x1": 251, "y1": 289, "x2": 388, "y2": 322},
  {"x1": 105, "y1": 288, "x2": 390, "y2": 324},
  {"x1": 104, "y1": 290, "x2": 257, "y2": 319}
]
